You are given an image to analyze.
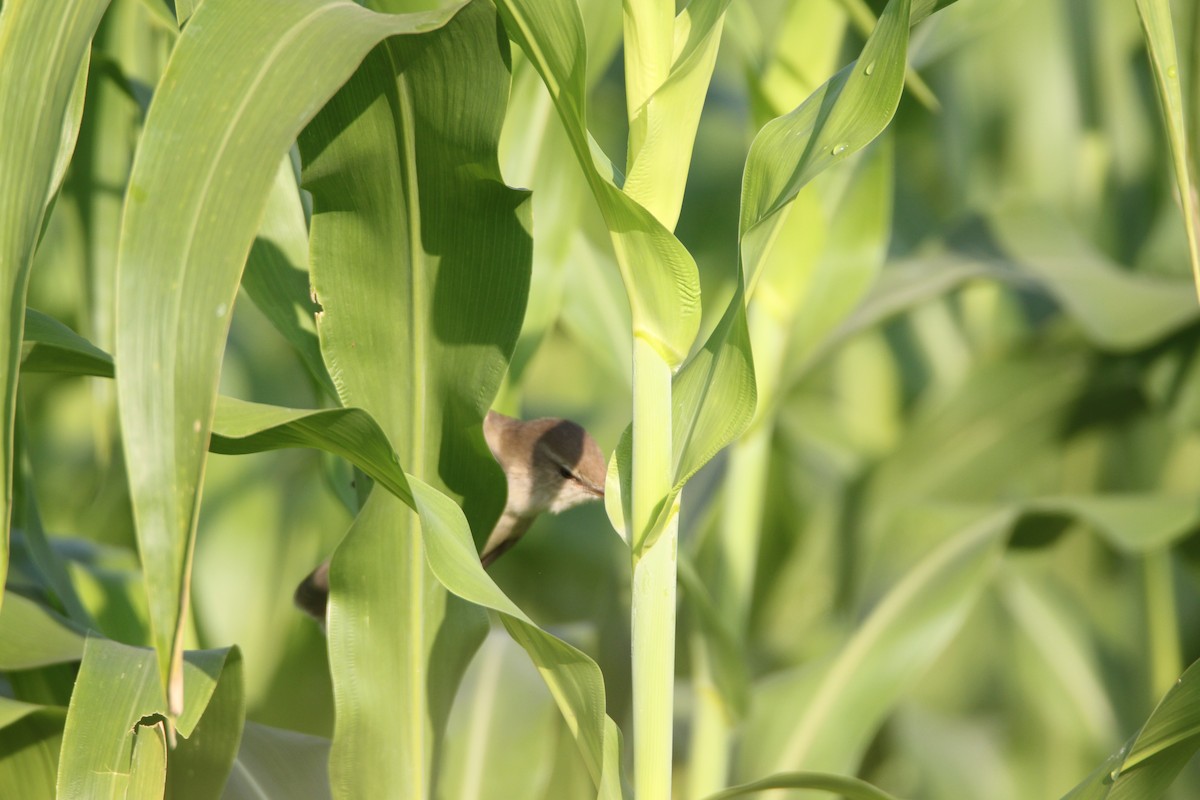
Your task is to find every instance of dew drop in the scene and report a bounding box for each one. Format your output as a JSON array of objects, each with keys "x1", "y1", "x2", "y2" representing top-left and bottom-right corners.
[
  {"x1": 1167, "y1": 64, "x2": 1178, "y2": 80},
  {"x1": 215, "y1": 303, "x2": 227, "y2": 317},
  {"x1": 831, "y1": 143, "x2": 848, "y2": 156},
  {"x1": 1108, "y1": 768, "x2": 1121, "y2": 783},
  {"x1": 193, "y1": 419, "x2": 202, "y2": 434},
  {"x1": 864, "y1": 61, "x2": 875, "y2": 76}
]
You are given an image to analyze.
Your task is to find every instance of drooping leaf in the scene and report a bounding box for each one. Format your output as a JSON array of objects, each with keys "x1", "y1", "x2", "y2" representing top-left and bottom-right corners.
[
  {"x1": 411, "y1": 475, "x2": 623, "y2": 798},
  {"x1": 0, "y1": 0, "x2": 110, "y2": 616},
  {"x1": 113, "y1": 0, "x2": 462, "y2": 715},
  {"x1": 990, "y1": 208, "x2": 1200, "y2": 351},
  {"x1": 209, "y1": 396, "x2": 413, "y2": 508},
  {"x1": 20, "y1": 308, "x2": 114, "y2": 378}
]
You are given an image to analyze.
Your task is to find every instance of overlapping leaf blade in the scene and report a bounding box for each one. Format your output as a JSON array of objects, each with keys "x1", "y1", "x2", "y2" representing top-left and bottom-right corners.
[
  {"x1": 0, "y1": 0, "x2": 110, "y2": 615},
  {"x1": 56, "y1": 639, "x2": 243, "y2": 799},
  {"x1": 114, "y1": 0, "x2": 461, "y2": 715},
  {"x1": 493, "y1": 0, "x2": 700, "y2": 366}
]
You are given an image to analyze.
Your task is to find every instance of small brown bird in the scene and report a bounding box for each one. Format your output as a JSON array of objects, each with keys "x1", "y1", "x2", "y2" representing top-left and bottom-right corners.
[{"x1": 294, "y1": 410, "x2": 606, "y2": 621}]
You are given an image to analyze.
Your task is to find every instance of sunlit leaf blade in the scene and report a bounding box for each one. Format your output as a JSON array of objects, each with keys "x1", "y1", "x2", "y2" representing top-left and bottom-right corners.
[
  {"x1": 20, "y1": 308, "x2": 114, "y2": 378},
  {"x1": 1063, "y1": 656, "x2": 1200, "y2": 800},
  {"x1": 209, "y1": 396, "x2": 413, "y2": 508},
  {"x1": 126, "y1": 719, "x2": 167, "y2": 800},
  {"x1": 493, "y1": 0, "x2": 700, "y2": 365},
  {"x1": 623, "y1": 0, "x2": 730, "y2": 229},
  {"x1": 297, "y1": 2, "x2": 529, "y2": 794},
  {"x1": 223, "y1": 722, "x2": 331, "y2": 800},
  {"x1": 0, "y1": 592, "x2": 86, "y2": 669},
  {"x1": 740, "y1": 510, "x2": 1013, "y2": 783},
  {"x1": 0, "y1": 0, "x2": 110, "y2": 616},
  {"x1": 1134, "y1": 0, "x2": 1200, "y2": 303},
  {"x1": 703, "y1": 771, "x2": 905, "y2": 800},
  {"x1": 410, "y1": 476, "x2": 622, "y2": 798},
  {"x1": 114, "y1": 0, "x2": 461, "y2": 715},
  {"x1": 241, "y1": 156, "x2": 336, "y2": 398},
  {"x1": 740, "y1": 0, "x2": 959, "y2": 289},
  {"x1": 56, "y1": 639, "x2": 242, "y2": 798}
]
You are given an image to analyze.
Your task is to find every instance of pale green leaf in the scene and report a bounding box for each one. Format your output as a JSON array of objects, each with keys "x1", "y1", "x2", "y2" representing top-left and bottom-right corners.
[
  {"x1": 241, "y1": 156, "x2": 335, "y2": 398},
  {"x1": 493, "y1": 0, "x2": 700, "y2": 365},
  {"x1": 1062, "y1": 655, "x2": 1200, "y2": 800},
  {"x1": 20, "y1": 308, "x2": 114, "y2": 377},
  {"x1": 57, "y1": 639, "x2": 242, "y2": 799},
  {"x1": 704, "y1": 771, "x2": 905, "y2": 800},
  {"x1": 209, "y1": 395, "x2": 413, "y2": 509},
  {"x1": 0, "y1": 0, "x2": 111, "y2": 616},
  {"x1": 0, "y1": 708, "x2": 65, "y2": 799},
  {"x1": 411, "y1": 476, "x2": 622, "y2": 797},
  {"x1": 740, "y1": 510, "x2": 1012, "y2": 782},
  {"x1": 297, "y1": 3, "x2": 527, "y2": 794},
  {"x1": 990, "y1": 208, "x2": 1200, "y2": 351},
  {"x1": 1134, "y1": 0, "x2": 1200, "y2": 303},
  {"x1": 114, "y1": 0, "x2": 462, "y2": 715},
  {"x1": 0, "y1": 591, "x2": 87, "y2": 669},
  {"x1": 223, "y1": 721, "x2": 332, "y2": 800}
]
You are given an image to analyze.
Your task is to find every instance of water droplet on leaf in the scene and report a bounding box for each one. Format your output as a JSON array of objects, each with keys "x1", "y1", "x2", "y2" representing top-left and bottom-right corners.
[
  {"x1": 831, "y1": 143, "x2": 848, "y2": 156},
  {"x1": 864, "y1": 61, "x2": 875, "y2": 76}
]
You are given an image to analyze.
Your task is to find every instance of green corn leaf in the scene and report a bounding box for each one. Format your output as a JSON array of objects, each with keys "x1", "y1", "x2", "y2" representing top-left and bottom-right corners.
[
  {"x1": 223, "y1": 722, "x2": 332, "y2": 800},
  {"x1": 411, "y1": 475, "x2": 623, "y2": 798},
  {"x1": 624, "y1": 0, "x2": 731, "y2": 229},
  {"x1": 0, "y1": 592, "x2": 87, "y2": 669},
  {"x1": 1062, "y1": 655, "x2": 1200, "y2": 800},
  {"x1": 114, "y1": 0, "x2": 462, "y2": 716},
  {"x1": 703, "y1": 771, "x2": 905, "y2": 800},
  {"x1": 296, "y1": 2, "x2": 530, "y2": 794},
  {"x1": 241, "y1": 156, "x2": 336, "y2": 398},
  {"x1": 990, "y1": 208, "x2": 1200, "y2": 351},
  {"x1": 740, "y1": 510, "x2": 1013, "y2": 781},
  {"x1": 0, "y1": 705, "x2": 66, "y2": 799},
  {"x1": 1134, "y1": 0, "x2": 1200, "y2": 304},
  {"x1": 20, "y1": 308, "x2": 114, "y2": 378},
  {"x1": 493, "y1": 0, "x2": 700, "y2": 366},
  {"x1": 740, "y1": 0, "x2": 960, "y2": 289},
  {"x1": 57, "y1": 639, "x2": 243, "y2": 799},
  {"x1": 209, "y1": 396, "x2": 413, "y2": 509},
  {"x1": 0, "y1": 0, "x2": 110, "y2": 618}
]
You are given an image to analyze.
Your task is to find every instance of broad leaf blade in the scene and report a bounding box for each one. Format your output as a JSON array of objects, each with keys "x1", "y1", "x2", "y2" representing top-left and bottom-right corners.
[
  {"x1": 297, "y1": 3, "x2": 530, "y2": 794},
  {"x1": 56, "y1": 639, "x2": 242, "y2": 799},
  {"x1": 114, "y1": 0, "x2": 461, "y2": 715}
]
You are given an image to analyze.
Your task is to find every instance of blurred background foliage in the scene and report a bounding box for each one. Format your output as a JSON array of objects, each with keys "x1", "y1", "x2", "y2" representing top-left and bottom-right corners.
[{"x1": 10, "y1": 0, "x2": 1200, "y2": 796}]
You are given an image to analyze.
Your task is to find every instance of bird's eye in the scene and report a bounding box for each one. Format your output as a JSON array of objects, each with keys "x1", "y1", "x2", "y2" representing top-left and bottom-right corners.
[{"x1": 558, "y1": 465, "x2": 575, "y2": 480}]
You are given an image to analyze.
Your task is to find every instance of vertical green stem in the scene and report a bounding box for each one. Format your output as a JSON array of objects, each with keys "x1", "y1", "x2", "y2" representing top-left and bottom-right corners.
[
  {"x1": 632, "y1": 334, "x2": 677, "y2": 800},
  {"x1": 1144, "y1": 548, "x2": 1181, "y2": 700}
]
